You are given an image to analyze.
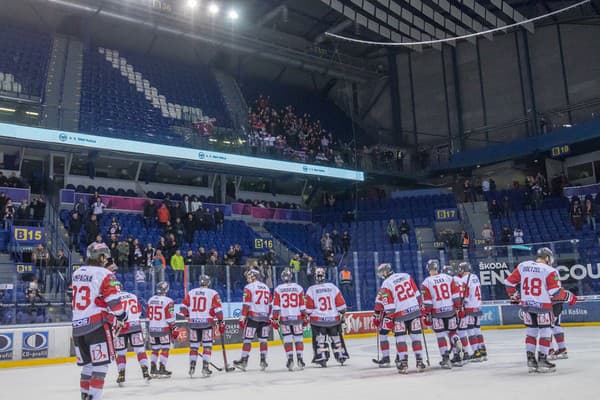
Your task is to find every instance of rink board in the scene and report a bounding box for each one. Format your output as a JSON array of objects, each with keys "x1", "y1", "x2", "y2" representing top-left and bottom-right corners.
[{"x1": 2, "y1": 300, "x2": 600, "y2": 368}]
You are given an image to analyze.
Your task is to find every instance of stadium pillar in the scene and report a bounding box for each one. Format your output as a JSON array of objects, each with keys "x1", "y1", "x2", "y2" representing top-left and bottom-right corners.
[
  {"x1": 386, "y1": 50, "x2": 403, "y2": 145},
  {"x1": 450, "y1": 47, "x2": 464, "y2": 152}
]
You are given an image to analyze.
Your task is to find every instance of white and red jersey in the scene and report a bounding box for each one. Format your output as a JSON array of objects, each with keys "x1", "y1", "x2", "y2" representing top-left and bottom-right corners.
[
  {"x1": 305, "y1": 282, "x2": 346, "y2": 327},
  {"x1": 456, "y1": 273, "x2": 483, "y2": 315},
  {"x1": 272, "y1": 282, "x2": 306, "y2": 324},
  {"x1": 374, "y1": 273, "x2": 421, "y2": 321},
  {"x1": 147, "y1": 294, "x2": 175, "y2": 336},
  {"x1": 505, "y1": 260, "x2": 562, "y2": 312},
  {"x1": 71, "y1": 265, "x2": 123, "y2": 337},
  {"x1": 242, "y1": 281, "x2": 272, "y2": 322},
  {"x1": 181, "y1": 287, "x2": 223, "y2": 329},
  {"x1": 118, "y1": 291, "x2": 143, "y2": 334},
  {"x1": 421, "y1": 273, "x2": 461, "y2": 318}
]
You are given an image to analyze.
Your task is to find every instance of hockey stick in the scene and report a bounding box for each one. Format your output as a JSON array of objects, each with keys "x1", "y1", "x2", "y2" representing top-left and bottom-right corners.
[
  {"x1": 421, "y1": 328, "x2": 430, "y2": 366},
  {"x1": 372, "y1": 329, "x2": 381, "y2": 364},
  {"x1": 210, "y1": 362, "x2": 223, "y2": 372},
  {"x1": 219, "y1": 330, "x2": 235, "y2": 372}
]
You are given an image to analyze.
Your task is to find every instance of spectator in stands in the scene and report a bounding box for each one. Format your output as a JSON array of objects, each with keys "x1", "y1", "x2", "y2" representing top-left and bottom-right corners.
[
  {"x1": 117, "y1": 240, "x2": 130, "y2": 271},
  {"x1": 89, "y1": 191, "x2": 101, "y2": 206},
  {"x1": 387, "y1": 219, "x2": 398, "y2": 244},
  {"x1": 214, "y1": 207, "x2": 224, "y2": 231},
  {"x1": 289, "y1": 253, "x2": 301, "y2": 273},
  {"x1": 170, "y1": 249, "x2": 184, "y2": 282},
  {"x1": 258, "y1": 259, "x2": 273, "y2": 289},
  {"x1": 183, "y1": 214, "x2": 196, "y2": 245},
  {"x1": 194, "y1": 206, "x2": 206, "y2": 231},
  {"x1": 85, "y1": 215, "x2": 99, "y2": 246},
  {"x1": 91, "y1": 197, "x2": 106, "y2": 224},
  {"x1": 339, "y1": 265, "x2": 353, "y2": 310},
  {"x1": 482, "y1": 178, "x2": 490, "y2": 195},
  {"x1": 532, "y1": 184, "x2": 544, "y2": 209},
  {"x1": 191, "y1": 195, "x2": 202, "y2": 213},
  {"x1": 0, "y1": 173, "x2": 6, "y2": 187},
  {"x1": 143, "y1": 199, "x2": 157, "y2": 229},
  {"x1": 68, "y1": 212, "x2": 82, "y2": 251},
  {"x1": 514, "y1": 226, "x2": 524, "y2": 244},
  {"x1": 501, "y1": 227, "x2": 512, "y2": 245},
  {"x1": 107, "y1": 217, "x2": 122, "y2": 237},
  {"x1": 181, "y1": 195, "x2": 193, "y2": 215},
  {"x1": 173, "y1": 217, "x2": 184, "y2": 243},
  {"x1": 7, "y1": 172, "x2": 20, "y2": 188},
  {"x1": 502, "y1": 196, "x2": 511, "y2": 217},
  {"x1": 204, "y1": 208, "x2": 214, "y2": 230},
  {"x1": 74, "y1": 198, "x2": 87, "y2": 219},
  {"x1": 2, "y1": 198, "x2": 14, "y2": 230},
  {"x1": 109, "y1": 242, "x2": 118, "y2": 261},
  {"x1": 157, "y1": 202, "x2": 170, "y2": 229},
  {"x1": 331, "y1": 230, "x2": 341, "y2": 254},
  {"x1": 26, "y1": 278, "x2": 44, "y2": 304},
  {"x1": 194, "y1": 247, "x2": 208, "y2": 266},
  {"x1": 461, "y1": 231, "x2": 470, "y2": 250},
  {"x1": 571, "y1": 199, "x2": 583, "y2": 231},
  {"x1": 584, "y1": 198, "x2": 596, "y2": 231},
  {"x1": 33, "y1": 244, "x2": 50, "y2": 290},
  {"x1": 342, "y1": 231, "x2": 351, "y2": 254},
  {"x1": 143, "y1": 243, "x2": 156, "y2": 271},
  {"x1": 224, "y1": 246, "x2": 237, "y2": 266},
  {"x1": 170, "y1": 202, "x2": 185, "y2": 223},
  {"x1": 400, "y1": 219, "x2": 410, "y2": 244},
  {"x1": 233, "y1": 244, "x2": 243, "y2": 265},
  {"x1": 163, "y1": 220, "x2": 174, "y2": 239},
  {"x1": 463, "y1": 179, "x2": 474, "y2": 203},
  {"x1": 490, "y1": 199, "x2": 502, "y2": 219},
  {"x1": 132, "y1": 240, "x2": 143, "y2": 271},
  {"x1": 482, "y1": 224, "x2": 494, "y2": 246},
  {"x1": 31, "y1": 197, "x2": 46, "y2": 222},
  {"x1": 156, "y1": 236, "x2": 167, "y2": 257},
  {"x1": 16, "y1": 199, "x2": 30, "y2": 225},
  {"x1": 321, "y1": 232, "x2": 333, "y2": 259},
  {"x1": 51, "y1": 249, "x2": 69, "y2": 296},
  {"x1": 185, "y1": 249, "x2": 194, "y2": 276},
  {"x1": 153, "y1": 249, "x2": 166, "y2": 282},
  {"x1": 166, "y1": 234, "x2": 178, "y2": 263}
]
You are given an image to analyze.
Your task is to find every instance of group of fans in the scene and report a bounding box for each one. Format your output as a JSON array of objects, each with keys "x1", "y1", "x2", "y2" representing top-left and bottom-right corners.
[{"x1": 71, "y1": 241, "x2": 577, "y2": 400}]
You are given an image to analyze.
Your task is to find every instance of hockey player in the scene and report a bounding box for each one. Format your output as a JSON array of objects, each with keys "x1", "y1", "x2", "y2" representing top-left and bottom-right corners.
[
  {"x1": 147, "y1": 281, "x2": 179, "y2": 377},
  {"x1": 234, "y1": 268, "x2": 272, "y2": 371},
  {"x1": 373, "y1": 263, "x2": 426, "y2": 374},
  {"x1": 305, "y1": 267, "x2": 348, "y2": 367},
  {"x1": 114, "y1": 284, "x2": 151, "y2": 385},
  {"x1": 505, "y1": 247, "x2": 576, "y2": 373},
  {"x1": 72, "y1": 242, "x2": 126, "y2": 400},
  {"x1": 421, "y1": 259, "x2": 463, "y2": 369},
  {"x1": 549, "y1": 300, "x2": 568, "y2": 360},
  {"x1": 271, "y1": 268, "x2": 307, "y2": 371},
  {"x1": 372, "y1": 307, "x2": 394, "y2": 368},
  {"x1": 455, "y1": 261, "x2": 487, "y2": 362},
  {"x1": 180, "y1": 275, "x2": 225, "y2": 377}
]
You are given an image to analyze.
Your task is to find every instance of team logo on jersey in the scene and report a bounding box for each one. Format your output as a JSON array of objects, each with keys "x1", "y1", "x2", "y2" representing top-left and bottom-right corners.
[
  {"x1": 21, "y1": 332, "x2": 49, "y2": 359},
  {"x1": 0, "y1": 333, "x2": 14, "y2": 360},
  {"x1": 91, "y1": 342, "x2": 109, "y2": 363}
]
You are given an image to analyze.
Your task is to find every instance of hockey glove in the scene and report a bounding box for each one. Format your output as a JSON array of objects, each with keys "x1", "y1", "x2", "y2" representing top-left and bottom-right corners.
[
  {"x1": 568, "y1": 291, "x2": 578, "y2": 306},
  {"x1": 238, "y1": 317, "x2": 246, "y2": 330},
  {"x1": 269, "y1": 318, "x2": 280, "y2": 330},
  {"x1": 217, "y1": 321, "x2": 226, "y2": 334}
]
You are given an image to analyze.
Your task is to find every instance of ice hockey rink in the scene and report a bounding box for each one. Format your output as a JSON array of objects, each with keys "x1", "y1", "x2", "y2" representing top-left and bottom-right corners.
[{"x1": 3, "y1": 326, "x2": 598, "y2": 400}]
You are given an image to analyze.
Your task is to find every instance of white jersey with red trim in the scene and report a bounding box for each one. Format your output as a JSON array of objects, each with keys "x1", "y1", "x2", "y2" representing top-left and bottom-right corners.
[
  {"x1": 305, "y1": 282, "x2": 346, "y2": 327},
  {"x1": 375, "y1": 273, "x2": 421, "y2": 321},
  {"x1": 272, "y1": 282, "x2": 306, "y2": 323},
  {"x1": 71, "y1": 265, "x2": 123, "y2": 337},
  {"x1": 147, "y1": 294, "x2": 175, "y2": 336},
  {"x1": 505, "y1": 260, "x2": 562, "y2": 313},
  {"x1": 181, "y1": 287, "x2": 223, "y2": 328},
  {"x1": 456, "y1": 273, "x2": 483, "y2": 315},
  {"x1": 242, "y1": 281, "x2": 272, "y2": 322},
  {"x1": 119, "y1": 291, "x2": 143, "y2": 334},
  {"x1": 421, "y1": 273, "x2": 461, "y2": 318}
]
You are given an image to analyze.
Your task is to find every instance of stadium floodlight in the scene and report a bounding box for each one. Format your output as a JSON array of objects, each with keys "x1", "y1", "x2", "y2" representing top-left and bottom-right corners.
[
  {"x1": 208, "y1": 3, "x2": 219, "y2": 15},
  {"x1": 186, "y1": 0, "x2": 198, "y2": 9},
  {"x1": 227, "y1": 9, "x2": 239, "y2": 21}
]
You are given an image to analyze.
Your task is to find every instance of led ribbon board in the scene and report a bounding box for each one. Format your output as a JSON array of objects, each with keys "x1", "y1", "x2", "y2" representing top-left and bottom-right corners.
[{"x1": 0, "y1": 123, "x2": 364, "y2": 181}]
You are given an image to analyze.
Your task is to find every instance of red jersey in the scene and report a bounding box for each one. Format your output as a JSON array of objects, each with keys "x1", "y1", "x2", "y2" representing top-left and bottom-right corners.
[
  {"x1": 421, "y1": 273, "x2": 461, "y2": 318},
  {"x1": 375, "y1": 272, "x2": 421, "y2": 321},
  {"x1": 242, "y1": 281, "x2": 272, "y2": 322},
  {"x1": 505, "y1": 260, "x2": 562, "y2": 312},
  {"x1": 147, "y1": 294, "x2": 175, "y2": 336},
  {"x1": 181, "y1": 287, "x2": 223, "y2": 328},
  {"x1": 118, "y1": 291, "x2": 143, "y2": 334},
  {"x1": 71, "y1": 265, "x2": 123, "y2": 337},
  {"x1": 272, "y1": 282, "x2": 306, "y2": 324},
  {"x1": 305, "y1": 282, "x2": 346, "y2": 327}
]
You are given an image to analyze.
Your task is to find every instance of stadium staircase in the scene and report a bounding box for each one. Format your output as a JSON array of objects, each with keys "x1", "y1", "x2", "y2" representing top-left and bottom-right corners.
[
  {"x1": 214, "y1": 70, "x2": 248, "y2": 130},
  {"x1": 245, "y1": 220, "x2": 298, "y2": 263},
  {"x1": 459, "y1": 201, "x2": 491, "y2": 241}
]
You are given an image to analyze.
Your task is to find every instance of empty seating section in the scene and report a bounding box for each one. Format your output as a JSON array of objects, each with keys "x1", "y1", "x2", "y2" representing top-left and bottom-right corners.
[
  {"x1": 80, "y1": 46, "x2": 230, "y2": 143},
  {"x1": 0, "y1": 24, "x2": 51, "y2": 96},
  {"x1": 240, "y1": 78, "x2": 354, "y2": 143},
  {"x1": 59, "y1": 210, "x2": 260, "y2": 303}
]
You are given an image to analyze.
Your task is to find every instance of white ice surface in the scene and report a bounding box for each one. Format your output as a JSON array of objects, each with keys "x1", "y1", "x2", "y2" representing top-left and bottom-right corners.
[{"x1": 3, "y1": 327, "x2": 599, "y2": 400}]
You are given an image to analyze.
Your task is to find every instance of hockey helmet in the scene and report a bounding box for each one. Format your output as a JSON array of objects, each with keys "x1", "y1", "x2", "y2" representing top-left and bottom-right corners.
[
  {"x1": 442, "y1": 264, "x2": 455, "y2": 276},
  {"x1": 376, "y1": 263, "x2": 393, "y2": 279},
  {"x1": 156, "y1": 281, "x2": 170, "y2": 295},
  {"x1": 199, "y1": 275, "x2": 211, "y2": 288},
  {"x1": 245, "y1": 268, "x2": 260, "y2": 282},
  {"x1": 314, "y1": 267, "x2": 326, "y2": 283},
  {"x1": 536, "y1": 247, "x2": 555, "y2": 266},
  {"x1": 281, "y1": 268, "x2": 293, "y2": 283},
  {"x1": 426, "y1": 259, "x2": 440, "y2": 272},
  {"x1": 86, "y1": 242, "x2": 111, "y2": 264},
  {"x1": 456, "y1": 261, "x2": 471, "y2": 275}
]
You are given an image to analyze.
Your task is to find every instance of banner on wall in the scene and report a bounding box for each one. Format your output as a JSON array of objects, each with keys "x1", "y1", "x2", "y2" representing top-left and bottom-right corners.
[
  {"x1": 0, "y1": 333, "x2": 13, "y2": 360},
  {"x1": 11, "y1": 226, "x2": 45, "y2": 245},
  {"x1": 434, "y1": 208, "x2": 459, "y2": 221},
  {"x1": 21, "y1": 332, "x2": 49, "y2": 359}
]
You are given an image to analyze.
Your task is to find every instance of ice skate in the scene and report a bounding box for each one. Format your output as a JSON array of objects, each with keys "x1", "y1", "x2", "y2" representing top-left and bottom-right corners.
[
  {"x1": 451, "y1": 353, "x2": 463, "y2": 367},
  {"x1": 188, "y1": 361, "x2": 196, "y2": 377},
  {"x1": 116, "y1": 369, "x2": 125, "y2": 387},
  {"x1": 141, "y1": 365, "x2": 151, "y2": 383},
  {"x1": 260, "y1": 355, "x2": 269, "y2": 371},
  {"x1": 549, "y1": 348, "x2": 568, "y2": 360},
  {"x1": 395, "y1": 356, "x2": 408, "y2": 374},
  {"x1": 201, "y1": 361, "x2": 212, "y2": 377},
  {"x1": 416, "y1": 358, "x2": 427, "y2": 372},
  {"x1": 233, "y1": 356, "x2": 248, "y2": 372},
  {"x1": 373, "y1": 355, "x2": 391, "y2": 368},
  {"x1": 297, "y1": 357, "x2": 306, "y2": 370},
  {"x1": 536, "y1": 353, "x2": 556, "y2": 373},
  {"x1": 439, "y1": 352, "x2": 452, "y2": 369},
  {"x1": 527, "y1": 352, "x2": 538, "y2": 373},
  {"x1": 158, "y1": 363, "x2": 172, "y2": 378},
  {"x1": 286, "y1": 356, "x2": 295, "y2": 371},
  {"x1": 150, "y1": 362, "x2": 157, "y2": 377}
]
